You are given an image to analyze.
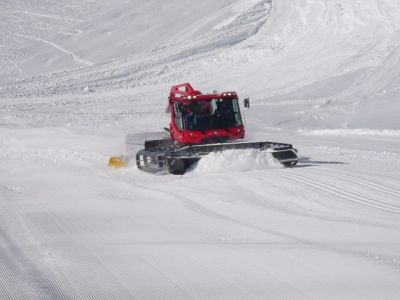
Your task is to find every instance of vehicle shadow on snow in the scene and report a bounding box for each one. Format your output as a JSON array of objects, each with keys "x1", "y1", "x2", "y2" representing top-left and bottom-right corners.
[{"x1": 296, "y1": 157, "x2": 347, "y2": 168}]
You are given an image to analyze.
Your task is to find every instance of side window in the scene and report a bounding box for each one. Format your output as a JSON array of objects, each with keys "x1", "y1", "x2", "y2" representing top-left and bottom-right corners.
[
  {"x1": 211, "y1": 99, "x2": 218, "y2": 114},
  {"x1": 174, "y1": 103, "x2": 183, "y2": 130},
  {"x1": 174, "y1": 103, "x2": 181, "y2": 117},
  {"x1": 233, "y1": 99, "x2": 242, "y2": 125}
]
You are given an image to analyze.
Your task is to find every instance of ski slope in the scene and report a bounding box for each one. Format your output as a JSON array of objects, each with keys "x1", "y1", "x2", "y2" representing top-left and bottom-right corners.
[{"x1": 1, "y1": 0, "x2": 400, "y2": 299}]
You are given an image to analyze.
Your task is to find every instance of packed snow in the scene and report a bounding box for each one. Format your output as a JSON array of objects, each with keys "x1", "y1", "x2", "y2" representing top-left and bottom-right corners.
[
  {"x1": 1, "y1": 0, "x2": 400, "y2": 299},
  {"x1": 298, "y1": 128, "x2": 400, "y2": 136}
]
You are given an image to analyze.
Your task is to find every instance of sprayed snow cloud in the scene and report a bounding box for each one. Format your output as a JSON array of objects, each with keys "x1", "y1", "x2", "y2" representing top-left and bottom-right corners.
[{"x1": 192, "y1": 149, "x2": 282, "y2": 174}]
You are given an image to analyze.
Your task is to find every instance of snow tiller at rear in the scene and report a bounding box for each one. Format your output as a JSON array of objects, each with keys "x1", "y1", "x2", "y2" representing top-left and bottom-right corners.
[{"x1": 130, "y1": 83, "x2": 298, "y2": 174}]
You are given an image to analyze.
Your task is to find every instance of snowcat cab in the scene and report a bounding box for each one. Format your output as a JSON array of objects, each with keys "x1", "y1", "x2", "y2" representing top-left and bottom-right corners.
[{"x1": 169, "y1": 83, "x2": 244, "y2": 145}]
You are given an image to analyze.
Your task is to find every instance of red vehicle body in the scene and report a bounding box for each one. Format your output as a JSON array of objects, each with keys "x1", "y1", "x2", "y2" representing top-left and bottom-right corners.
[{"x1": 168, "y1": 83, "x2": 245, "y2": 145}]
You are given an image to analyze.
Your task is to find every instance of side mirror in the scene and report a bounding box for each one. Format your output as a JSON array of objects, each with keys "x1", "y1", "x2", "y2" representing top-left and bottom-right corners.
[{"x1": 244, "y1": 97, "x2": 250, "y2": 108}]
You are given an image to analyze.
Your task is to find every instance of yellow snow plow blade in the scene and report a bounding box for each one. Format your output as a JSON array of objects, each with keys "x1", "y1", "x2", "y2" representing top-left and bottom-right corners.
[{"x1": 108, "y1": 156, "x2": 128, "y2": 168}]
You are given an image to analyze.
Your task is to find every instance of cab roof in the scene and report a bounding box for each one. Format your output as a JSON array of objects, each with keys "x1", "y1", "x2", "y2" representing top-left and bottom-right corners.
[{"x1": 169, "y1": 83, "x2": 237, "y2": 104}]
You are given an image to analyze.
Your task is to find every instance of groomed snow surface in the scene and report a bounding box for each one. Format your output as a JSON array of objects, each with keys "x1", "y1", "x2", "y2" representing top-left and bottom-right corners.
[{"x1": 1, "y1": 0, "x2": 400, "y2": 299}]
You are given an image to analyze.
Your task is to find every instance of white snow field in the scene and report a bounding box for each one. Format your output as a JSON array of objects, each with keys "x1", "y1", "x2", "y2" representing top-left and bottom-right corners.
[{"x1": 1, "y1": 0, "x2": 400, "y2": 298}]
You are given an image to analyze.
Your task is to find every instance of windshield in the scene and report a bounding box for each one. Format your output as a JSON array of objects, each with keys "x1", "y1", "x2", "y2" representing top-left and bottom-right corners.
[{"x1": 179, "y1": 98, "x2": 242, "y2": 131}]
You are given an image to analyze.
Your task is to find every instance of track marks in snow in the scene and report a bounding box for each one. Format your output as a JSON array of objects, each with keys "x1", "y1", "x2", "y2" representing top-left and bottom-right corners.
[
  {"x1": 150, "y1": 175, "x2": 400, "y2": 274},
  {"x1": 0, "y1": 213, "x2": 69, "y2": 299},
  {"x1": 16, "y1": 34, "x2": 93, "y2": 67},
  {"x1": 30, "y1": 213, "x2": 139, "y2": 299},
  {"x1": 0, "y1": 0, "x2": 272, "y2": 97},
  {"x1": 276, "y1": 170, "x2": 400, "y2": 215},
  {"x1": 299, "y1": 128, "x2": 400, "y2": 137},
  {"x1": 313, "y1": 170, "x2": 400, "y2": 198}
]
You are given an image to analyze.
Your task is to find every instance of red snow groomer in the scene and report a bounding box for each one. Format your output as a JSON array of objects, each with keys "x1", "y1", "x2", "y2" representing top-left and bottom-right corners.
[{"x1": 135, "y1": 83, "x2": 298, "y2": 174}]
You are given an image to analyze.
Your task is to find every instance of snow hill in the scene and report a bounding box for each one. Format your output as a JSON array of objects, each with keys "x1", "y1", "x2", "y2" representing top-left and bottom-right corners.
[{"x1": 1, "y1": 0, "x2": 400, "y2": 299}]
